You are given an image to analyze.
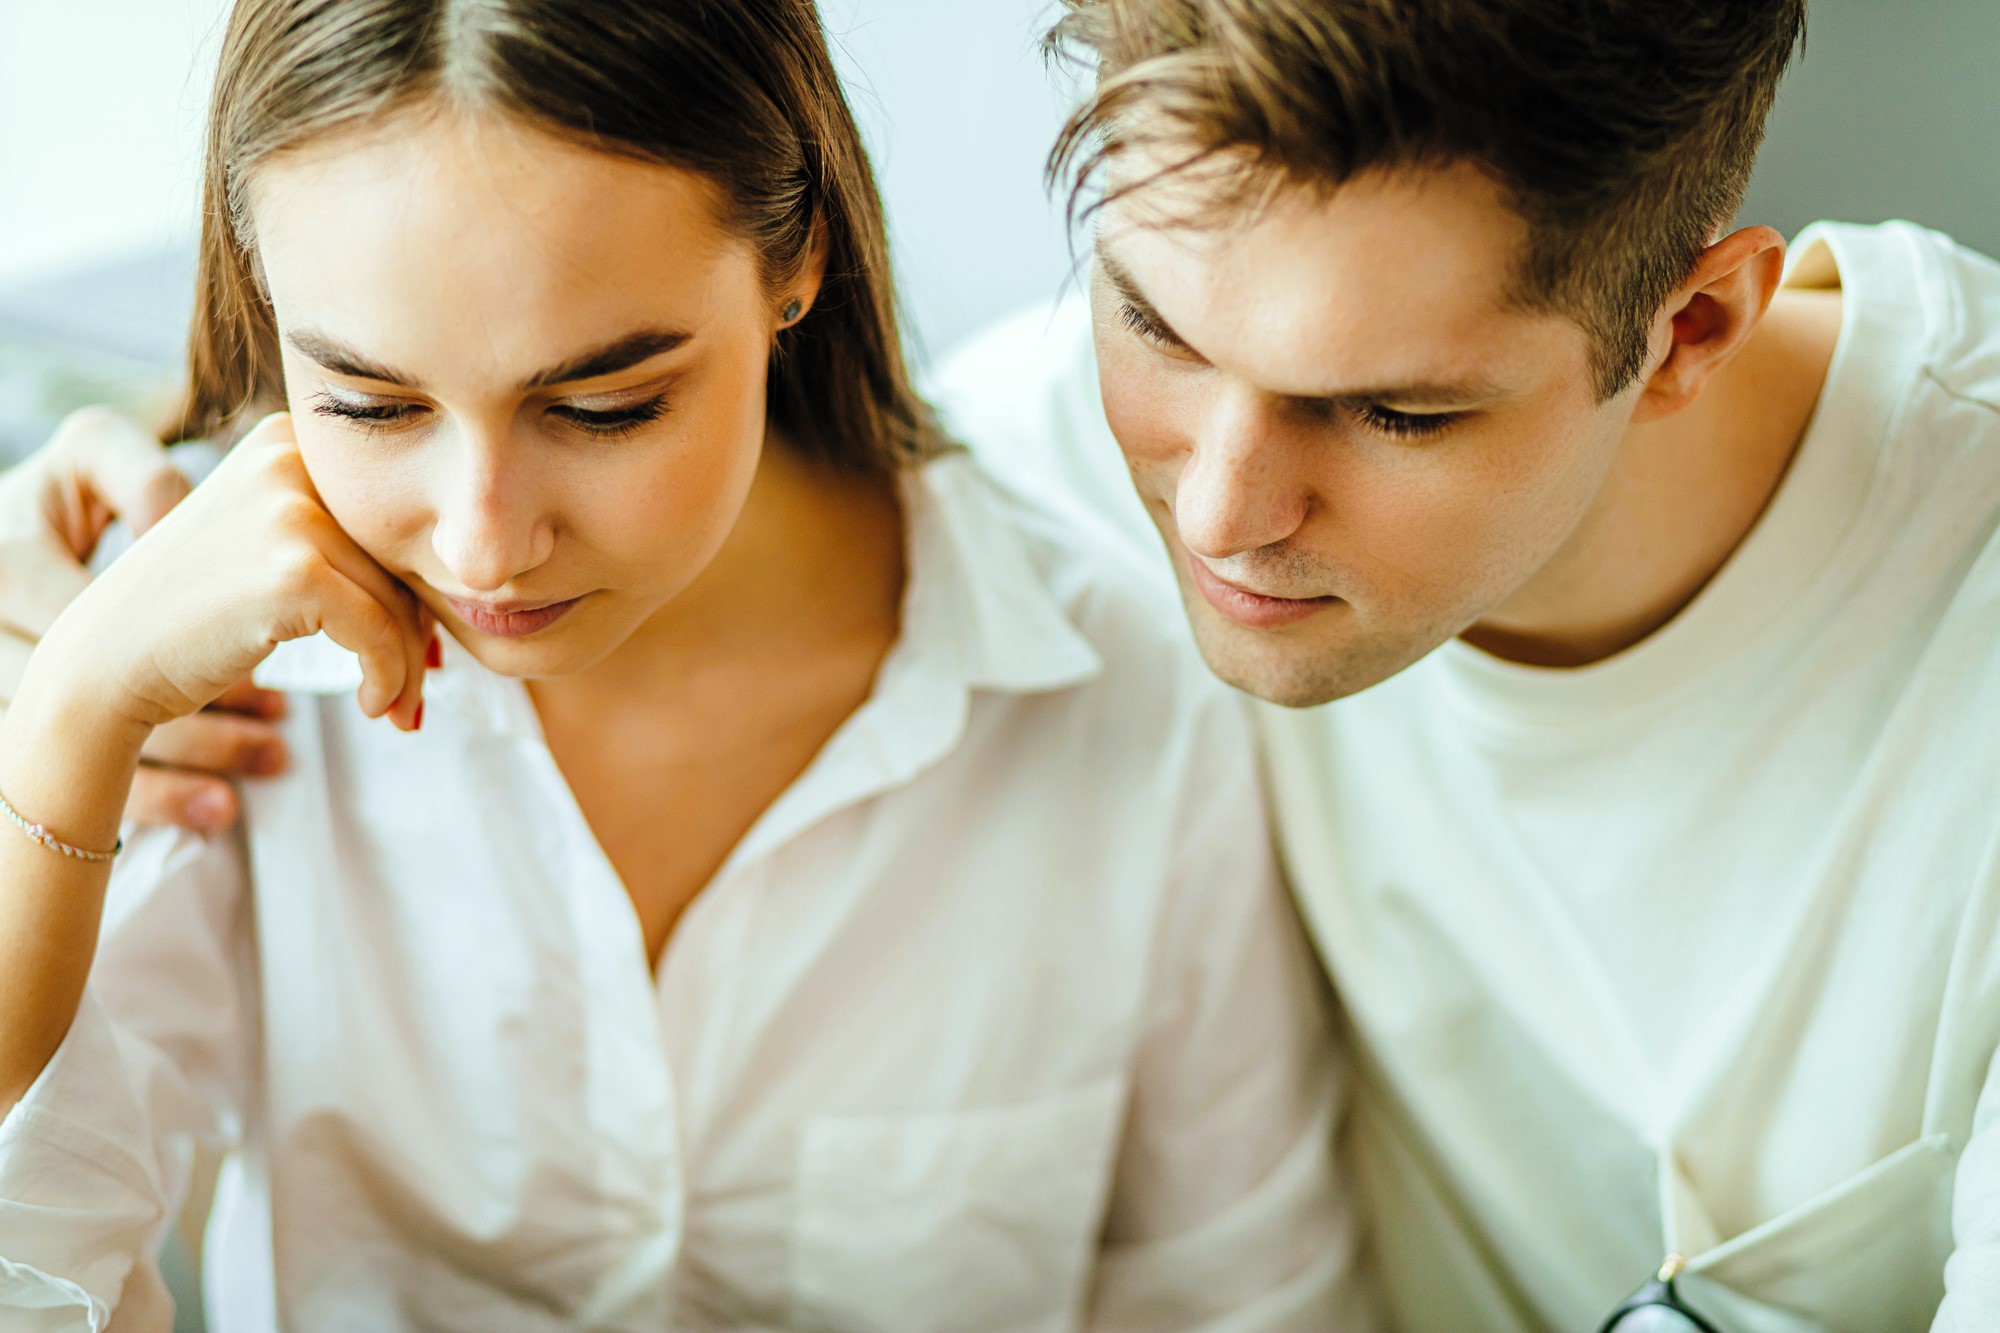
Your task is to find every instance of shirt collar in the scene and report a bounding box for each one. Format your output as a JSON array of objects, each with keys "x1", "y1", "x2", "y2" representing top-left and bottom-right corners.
[
  {"x1": 252, "y1": 452, "x2": 1103, "y2": 732},
  {"x1": 900, "y1": 451, "x2": 1103, "y2": 696}
]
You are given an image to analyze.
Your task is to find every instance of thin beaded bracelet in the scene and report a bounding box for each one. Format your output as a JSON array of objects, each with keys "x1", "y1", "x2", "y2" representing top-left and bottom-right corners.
[{"x1": 0, "y1": 789, "x2": 121, "y2": 862}]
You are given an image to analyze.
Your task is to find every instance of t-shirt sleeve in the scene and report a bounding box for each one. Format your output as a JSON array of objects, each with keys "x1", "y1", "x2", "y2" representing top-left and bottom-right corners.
[
  {"x1": 1937, "y1": 1045, "x2": 2000, "y2": 1329},
  {"x1": 0, "y1": 824, "x2": 256, "y2": 1331},
  {"x1": 1934, "y1": 835, "x2": 2000, "y2": 1331},
  {"x1": 1086, "y1": 689, "x2": 1381, "y2": 1331}
]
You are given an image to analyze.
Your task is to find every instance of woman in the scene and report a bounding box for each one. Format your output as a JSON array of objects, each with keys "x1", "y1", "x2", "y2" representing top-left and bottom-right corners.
[{"x1": 0, "y1": 1, "x2": 1366, "y2": 1329}]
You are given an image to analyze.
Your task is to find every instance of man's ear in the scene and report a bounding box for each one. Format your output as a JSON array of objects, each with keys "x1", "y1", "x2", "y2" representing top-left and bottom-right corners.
[{"x1": 1630, "y1": 225, "x2": 1787, "y2": 423}]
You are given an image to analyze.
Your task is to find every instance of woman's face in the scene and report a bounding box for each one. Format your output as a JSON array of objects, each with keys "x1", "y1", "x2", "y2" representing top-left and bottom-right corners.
[{"x1": 249, "y1": 108, "x2": 809, "y2": 678}]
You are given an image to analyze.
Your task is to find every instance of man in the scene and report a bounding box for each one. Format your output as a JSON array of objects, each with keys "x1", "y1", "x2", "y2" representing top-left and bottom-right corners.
[
  {"x1": 8, "y1": 1, "x2": 1999, "y2": 1329},
  {"x1": 930, "y1": 3, "x2": 2000, "y2": 1330}
]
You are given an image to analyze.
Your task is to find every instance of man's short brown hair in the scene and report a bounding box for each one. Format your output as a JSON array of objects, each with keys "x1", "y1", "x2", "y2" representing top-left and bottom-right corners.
[{"x1": 1048, "y1": 0, "x2": 1808, "y2": 397}]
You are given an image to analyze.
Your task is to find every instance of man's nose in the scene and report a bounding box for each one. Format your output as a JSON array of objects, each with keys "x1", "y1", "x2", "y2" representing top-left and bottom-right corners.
[
  {"x1": 1175, "y1": 387, "x2": 1311, "y2": 561},
  {"x1": 427, "y1": 437, "x2": 555, "y2": 593}
]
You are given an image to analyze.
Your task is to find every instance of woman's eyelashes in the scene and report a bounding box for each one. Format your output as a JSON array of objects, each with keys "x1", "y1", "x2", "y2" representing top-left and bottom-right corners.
[
  {"x1": 310, "y1": 392, "x2": 423, "y2": 430},
  {"x1": 548, "y1": 397, "x2": 670, "y2": 438},
  {"x1": 308, "y1": 390, "x2": 670, "y2": 439}
]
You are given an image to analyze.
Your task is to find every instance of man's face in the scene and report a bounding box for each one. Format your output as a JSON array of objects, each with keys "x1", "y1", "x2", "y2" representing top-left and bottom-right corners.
[{"x1": 1093, "y1": 162, "x2": 1646, "y2": 706}]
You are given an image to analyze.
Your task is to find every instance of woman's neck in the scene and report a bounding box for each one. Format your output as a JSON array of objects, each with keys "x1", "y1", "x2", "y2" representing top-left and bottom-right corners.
[{"x1": 533, "y1": 439, "x2": 907, "y2": 715}]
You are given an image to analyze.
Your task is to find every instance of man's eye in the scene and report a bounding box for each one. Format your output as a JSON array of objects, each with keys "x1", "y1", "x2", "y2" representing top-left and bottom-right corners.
[
  {"x1": 1352, "y1": 403, "x2": 1461, "y2": 439},
  {"x1": 1117, "y1": 299, "x2": 1187, "y2": 351}
]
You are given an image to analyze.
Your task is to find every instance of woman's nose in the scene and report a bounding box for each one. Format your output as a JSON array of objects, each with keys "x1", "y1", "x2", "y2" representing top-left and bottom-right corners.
[{"x1": 427, "y1": 447, "x2": 555, "y2": 593}]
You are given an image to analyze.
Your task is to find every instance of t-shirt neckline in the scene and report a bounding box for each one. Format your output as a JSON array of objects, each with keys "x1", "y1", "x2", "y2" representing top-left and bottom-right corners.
[{"x1": 1433, "y1": 223, "x2": 1926, "y2": 733}]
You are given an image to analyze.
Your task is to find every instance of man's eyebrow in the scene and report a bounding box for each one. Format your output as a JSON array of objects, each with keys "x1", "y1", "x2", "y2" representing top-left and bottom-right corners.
[
  {"x1": 284, "y1": 326, "x2": 695, "y2": 393},
  {"x1": 1096, "y1": 244, "x2": 1508, "y2": 408},
  {"x1": 1317, "y1": 379, "x2": 1509, "y2": 409}
]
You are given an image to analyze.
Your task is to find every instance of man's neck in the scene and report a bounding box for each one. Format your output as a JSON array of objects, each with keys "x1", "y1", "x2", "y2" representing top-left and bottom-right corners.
[{"x1": 1462, "y1": 285, "x2": 1846, "y2": 669}]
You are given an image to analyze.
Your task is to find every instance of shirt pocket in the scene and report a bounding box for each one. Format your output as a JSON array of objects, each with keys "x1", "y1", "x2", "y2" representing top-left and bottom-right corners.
[
  {"x1": 1679, "y1": 1133, "x2": 1957, "y2": 1333},
  {"x1": 787, "y1": 1076, "x2": 1129, "y2": 1333}
]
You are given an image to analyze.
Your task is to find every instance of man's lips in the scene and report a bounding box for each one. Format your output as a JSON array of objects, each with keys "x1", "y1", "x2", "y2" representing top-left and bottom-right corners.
[
  {"x1": 1187, "y1": 557, "x2": 1340, "y2": 629},
  {"x1": 443, "y1": 594, "x2": 587, "y2": 639}
]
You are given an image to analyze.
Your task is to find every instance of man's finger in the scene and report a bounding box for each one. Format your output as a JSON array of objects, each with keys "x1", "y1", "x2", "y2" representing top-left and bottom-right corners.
[
  {"x1": 126, "y1": 766, "x2": 240, "y2": 834},
  {"x1": 140, "y1": 711, "x2": 289, "y2": 779},
  {"x1": 50, "y1": 407, "x2": 192, "y2": 540},
  {"x1": 212, "y1": 678, "x2": 290, "y2": 721}
]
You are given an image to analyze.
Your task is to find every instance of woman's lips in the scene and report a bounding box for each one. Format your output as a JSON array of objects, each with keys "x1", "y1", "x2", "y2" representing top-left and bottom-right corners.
[
  {"x1": 444, "y1": 594, "x2": 587, "y2": 639},
  {"x1": 1188, "y1": 557, "x2": 1340, "y2": 630}
]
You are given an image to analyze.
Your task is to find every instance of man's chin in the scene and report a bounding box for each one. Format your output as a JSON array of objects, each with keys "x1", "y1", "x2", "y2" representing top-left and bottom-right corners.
[{"x1": 1182, "y1": 598, "x2": 1426, "y2": 709}]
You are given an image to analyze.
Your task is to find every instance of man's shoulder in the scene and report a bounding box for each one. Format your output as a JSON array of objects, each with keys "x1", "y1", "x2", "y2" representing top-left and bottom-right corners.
[
  {"x1": 927, "y1": 295, "x2": 1161, "y2": 561},
  {"x1": 1799, "y1": 221, "x2": 2000, "y2": 419},
  {"x1": 1884, "y1": 224, "x2": 2000, "y2": 410}
]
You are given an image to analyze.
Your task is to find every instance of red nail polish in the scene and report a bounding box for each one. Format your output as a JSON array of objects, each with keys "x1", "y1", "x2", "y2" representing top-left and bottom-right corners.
[
  {"x1": 426, "y1": 636, "x2": 443, "y2": 670},
  {"x1": 413, "y1": 702, "x2": 425, "y2": 732}
]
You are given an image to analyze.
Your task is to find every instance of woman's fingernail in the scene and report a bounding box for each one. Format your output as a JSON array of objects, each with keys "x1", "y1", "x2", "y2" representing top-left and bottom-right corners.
[
  {"x1": 249, "y1": 743, "x2": 288, "y2": 776},
  {"x1": 426, "y1": 635, "x2": 443, "y2": 670},
  {"x1": 413, "y1": 701, "x2": 425, "y2": 732},
  {"x1": 189, "y1": 790, "x2": 233, "y2": 829}
]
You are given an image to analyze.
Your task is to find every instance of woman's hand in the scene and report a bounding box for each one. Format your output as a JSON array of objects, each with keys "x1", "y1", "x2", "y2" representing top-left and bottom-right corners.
[
  {"x1": 0, "y1": 407, "x2": 296, "y2": 830},
  {"x1": 32, "y1": 412, "x2": 432, "y2": 742},
  {"x1": 0, "y1": 409, "x2": 432, "y2": 1113}
]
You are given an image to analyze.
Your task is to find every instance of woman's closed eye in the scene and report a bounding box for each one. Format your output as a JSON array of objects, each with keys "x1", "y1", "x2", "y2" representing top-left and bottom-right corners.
[
  {"x1": 547, "y1": 397, "x2": 670, "y2": 439},
  {"x1": 310, "y1": 391, "x2": 425, "y2": 431},
  {"x1": 309, "y1": 390, "x2": 671, "y2": 440}
]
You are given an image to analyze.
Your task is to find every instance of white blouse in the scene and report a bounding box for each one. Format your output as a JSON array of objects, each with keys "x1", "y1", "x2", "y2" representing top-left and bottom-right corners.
[{"x1": 0, "y1": 454, "x2": 1370, "y2": 1332}]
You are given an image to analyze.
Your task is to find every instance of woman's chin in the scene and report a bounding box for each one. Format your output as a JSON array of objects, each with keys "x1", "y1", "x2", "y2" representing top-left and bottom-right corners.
[{"x1": 448, "y1": 612, "x2": 628, "y2": 681}]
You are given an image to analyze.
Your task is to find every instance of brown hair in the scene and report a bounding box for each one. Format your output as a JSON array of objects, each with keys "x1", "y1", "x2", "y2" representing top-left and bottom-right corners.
[
  {"x1": 173, "y1": 0, "x2": 943, "y2": 474},
  {"x1": 1047, "y1": 0, "x2": 1807, "y2": 397}
]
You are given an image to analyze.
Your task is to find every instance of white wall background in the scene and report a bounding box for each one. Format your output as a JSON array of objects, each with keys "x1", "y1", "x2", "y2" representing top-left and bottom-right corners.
[
  {"x1": 0, "y1": 0, "x2": 226, "y2": 288},
  {"x1": 819, "y1": 0, "x2": 1083, "y2": 362},
  {"x1": 0, "y1": 0, "x2": 1080, "y2": 365}
]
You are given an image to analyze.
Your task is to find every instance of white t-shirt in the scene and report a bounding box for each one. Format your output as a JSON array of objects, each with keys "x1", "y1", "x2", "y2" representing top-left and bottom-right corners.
[
  {"x1": 932, "y1": 221, "x2": 2000, "y2": 1333},
  {"x1": 0, "y1": 455, "x2": 1371, "y2": 1332}
]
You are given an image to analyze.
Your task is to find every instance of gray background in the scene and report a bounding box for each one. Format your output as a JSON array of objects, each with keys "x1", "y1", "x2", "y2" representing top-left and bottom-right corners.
[{"x1": 1740, "y1": 0, "x2": 2000, "y2": 255}]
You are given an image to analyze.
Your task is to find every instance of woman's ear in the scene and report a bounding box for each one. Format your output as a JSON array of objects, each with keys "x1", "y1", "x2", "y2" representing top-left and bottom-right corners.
[
  {"x1": 1630, "y1": 225, "x2": 1787, "y2": 423},
  {"x1": 781, "y1": 215, "x2": 831, "y2": 329}
]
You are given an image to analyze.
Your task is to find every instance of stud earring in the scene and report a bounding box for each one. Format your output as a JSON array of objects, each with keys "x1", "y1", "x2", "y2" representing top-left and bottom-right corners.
[{"x1": 782, "y1": 299, "x2": 803, "y2": 324}]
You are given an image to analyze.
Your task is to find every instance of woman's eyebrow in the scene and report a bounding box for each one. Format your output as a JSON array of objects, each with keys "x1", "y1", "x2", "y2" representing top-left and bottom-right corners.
[
  {"x1": 520, "y1": 328, "x2": 694, "y2": 390},
  {"x1": 286, "y1": 330, "x2": 415, "y2": 386},
  {"x1": 283, "y1": 326, "x2": 695, "y2": 391}
]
